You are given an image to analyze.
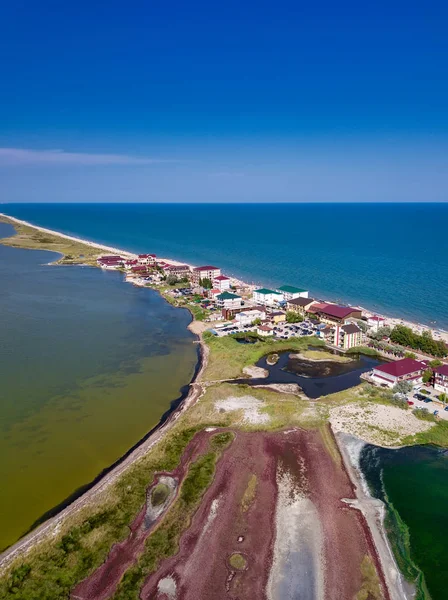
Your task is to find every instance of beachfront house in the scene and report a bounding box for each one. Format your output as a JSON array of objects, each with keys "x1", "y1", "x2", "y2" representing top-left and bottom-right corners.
[
  {"x1": 367, "y1": 315, "x2": 386, "y2": 332},
  {"x1": 434, "y1": 365, "x2": 448, "y2": 394},
  {"x1": 97, "y1": 256, "x2": 125, "y2": 269},
  {"x1": 312, "y1": 304, "x2": 363, "y2": 325},
  {"x1": 234, "y1": 309, "x2": 266, "y2": 326},
  {"x1": 191, "y1": 266, "x2": 221, "y2": 285},
  {"x1": 163, "y1": 264, "x2": 191, "y2": 278},
  {"x1": 213, "y1": 275, "x2": 231, "y2": 292},
  {"x1": 370, "y1": 358, "x2": 426, "y2": 388},
  {"x1": 215, "y1": 291, "x2": 242, "y2": 310},
  {"x1": 276, "y1": 285, "x2": 309, "y2": 301},
  {"x1": 286, "y1": 297, "x2": 316, "y2": 316},
  {"x1": 138, "y1": 254, "x2": 156, "y2": 265},
  {"x1": 252, "y1": 288, "x2": 283, "y2": 306},
  {"x1": 257, "y1": 324, "x2": 274, "y2": 337}
]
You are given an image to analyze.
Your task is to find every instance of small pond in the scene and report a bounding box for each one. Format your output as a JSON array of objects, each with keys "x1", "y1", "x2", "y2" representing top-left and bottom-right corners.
[{"x1": 233, "y1": 349, "x2": 384, "y2": 399}]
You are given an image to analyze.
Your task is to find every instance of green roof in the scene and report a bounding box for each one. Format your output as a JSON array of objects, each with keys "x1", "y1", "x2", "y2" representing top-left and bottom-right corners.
[
  {"x1": 277, "y1": 285, "x2": 307, "y2": 294},
  {"x1": 254, "y1": 288, "x2": 281, "y2": 295},
  {"x1": 217, "y1": 292, "x2": 241, "y2": 300}
]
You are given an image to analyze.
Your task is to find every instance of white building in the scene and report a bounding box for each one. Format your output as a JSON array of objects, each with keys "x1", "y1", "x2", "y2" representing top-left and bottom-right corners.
[
  {"x1": 234, "y1": 309, "x2": 266, "y2": 326},
  {"x1": 370, "y1": 358, "x2": 426, "y2": 388},
  {"x1": 252, "y1": 288, "x2": 283, "y2": 306},
  {"x1": 138, "y1": 254, "x2": 156, "y2": 265},
  {"x1": 434, "y1": 365, "x2": 448, "y2": 394},
  {"x1": 276, "y1": 286, "x2": 309, "y2": 301},
  {"x1": 367, "y1": 315, "x2": 386, "y2": 332},
  {"x1": 216, "y1": 291, "x2": 242, "y2": 310},
  {"x1": 192, "y1": 265, "x2": 221, "y2": 285},
  {"x1": 213, "y1": 275, "x2": 231, "y2": 292},
  {"x1": 257, "y1": 324, "x2": 274, "y2": 337}
]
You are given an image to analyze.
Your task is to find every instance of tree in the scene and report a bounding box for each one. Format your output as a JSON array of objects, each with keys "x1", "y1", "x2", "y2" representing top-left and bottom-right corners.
[
  {"x1": 439, "y1": 393, "x2": 448, "y2": 404},
  {"x1": 404, "y1": 351, "x2": 417, "y2": 359},
  {"x1": 369, "y1": 325, "x2": 391, "y2": 340},
  {"x1": 422, "y1": 369, "x2": 433, "y2": 384},
  {"x1": 200, "y1": 277, "x2": 212, "y2": 289},
  {"x1": 429, "y1": 359, "x2": 443, "y2": 368},
  {"x1": 252, "y1": 318, "x2": 262, "y2": 326},
  {"x1": 286, "y1": 311, "x2": 304, "y2": 323},
  {"x1": 357, "y1": 320, "x2": 368, "y2": 333},
  {"x1": 392, "y1": 380, "x2": 413, "y2": 395},
  {"x1": 166, "y1": 274, "x2": 179, "y2": 286}
]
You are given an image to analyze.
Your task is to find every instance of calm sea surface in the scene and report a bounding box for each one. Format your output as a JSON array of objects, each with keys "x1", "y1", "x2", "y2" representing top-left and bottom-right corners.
[
  {"x1": 0, "y1": 222, "x2": 198, "y2": 549},
  {"x1": 361, "y1": 444, "x2": 448, "y2": 599},
  {"x1": 3, "y1": 203, "x2": 448, "y2": 329}
]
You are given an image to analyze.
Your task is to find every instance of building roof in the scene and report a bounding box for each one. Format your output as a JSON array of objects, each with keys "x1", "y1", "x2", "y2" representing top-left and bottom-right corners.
[
  {"x1": 277, "y1": 285, "x2": 307, "y2": 294},
  {"x1": 194, "y1": 265, "x2": 219, "y2": 271},
  {"x1": 138, "y1": 254, "x2": 156, "y2": 258},
  {"x1": 214, "y1": 275, "x2": 230, "y2": 281},
  {"x1": 374, "y1": 358, "x2": 426, "y2": 378},
  {"x1": 435, "y1": 365, "x2": 448, "y2": 377},
  {"x1": 368, "y1": 315, "x2": 385, "y2": 322},
  {"x1": 217, "y1": 292, "x2": 241, "y2": 300},
  {"x1": 271, "y1": 311, "x2": 286, "y2": 316},
  {"x1": 307, "y1": 302, "x2": 328, "y2": 313},
  {"x1": 210, "y1": 288, "x2": 221, "y2": 295},
  {"x1": 342, "y1": 323, "x2": 361, "y2": 334},
  {"x1": 287, "y1": 297, "x2": 315, "y2": 307},
  {"x1": 317, "y1": 304, "x2": 361, "y2": 319},
  {"x1": 258, "y1": 325, "x2": 273, "y2": 332},
  {"x1": 254, "y1": 288, "x2": 281, "y2": 295}
]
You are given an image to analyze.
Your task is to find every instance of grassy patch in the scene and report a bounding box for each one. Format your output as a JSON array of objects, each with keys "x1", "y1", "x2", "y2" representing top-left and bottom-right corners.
[
  {"x1": 150, "y1": 484, "x2": 170, "y2": 507},
  {"x1": 355, "y1": 555, "x2": 383, "y2": 600},
  {"x1": 229, "y1": 553, "x2": 247, "y2": 570},
  {"x1": 210, "y1": 431, "x2": 234, "y2": 451},
  {"x1": 202, "y1": 332, "x2": 324, "y2": 380},
  {"x1": 300, "y1": 349, "x2": 351, "y2": 362},
  {"x1": 241, "y1": 474, "x2": 257, "y2": 512},
  {"x1": 347, "y1": 346, "x2": 380, "y2": 357},
  {"x1": 0, "y1": 216, "x2": 104, "y2": 266},
  {"x1": 319, "y1": 424, "x2": 342, "y2": 467}
]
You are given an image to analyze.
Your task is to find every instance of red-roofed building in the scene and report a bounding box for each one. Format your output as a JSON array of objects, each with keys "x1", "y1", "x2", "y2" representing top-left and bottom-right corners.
[
  {"x1": 138, "y1": 254, "x2": 156, "y2": 265},
  {"x1": 371, "y1": 358, "x2": 427, "y2": 388},
  {"x1": 131, "y1": 265, "x2": 148, "y2": 274},
  {"x1": 97, "y1": 256, "x2": 125, "y2": 269},
  {"x1": 163, "y1": 264, "x2": 191, "y2": 277},
  {"x1": 191, "y1": 265, "x2": 221, "y2": 285},
  {"x1": 434, "y1": 364, "x2": 448, "y2": 394},
  {"x1": 313, "y1": 303, "x2": 363, "y2": 325},
  {"x1": 213, "y1": 275, "x2": 231, "y2": 292}
]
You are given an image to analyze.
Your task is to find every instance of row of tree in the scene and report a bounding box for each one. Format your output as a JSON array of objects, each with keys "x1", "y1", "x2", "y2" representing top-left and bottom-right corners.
[{"x1": 389, "y1": 325, "x2": 448, "y2": 358}]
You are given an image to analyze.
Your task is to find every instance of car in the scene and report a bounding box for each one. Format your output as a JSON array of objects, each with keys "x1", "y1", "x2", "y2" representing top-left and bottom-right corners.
[
  {"x1": 424, "y1": 398, "x2": 432, "y2": 403},
  {"x1": 407, "y1": 400, "x2": 414, "y2": 406},
  {"x1": 434, "y1": 410, "x2": 439, "y2": 416},
  {"x1": 444, "y1": 406, "x2": 448, "y2": 412}
]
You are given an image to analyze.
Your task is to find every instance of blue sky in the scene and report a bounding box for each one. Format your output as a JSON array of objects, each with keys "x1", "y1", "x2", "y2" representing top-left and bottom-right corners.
[{"x1": 1, "y1": 0, "x2": 447, "y2": 202}]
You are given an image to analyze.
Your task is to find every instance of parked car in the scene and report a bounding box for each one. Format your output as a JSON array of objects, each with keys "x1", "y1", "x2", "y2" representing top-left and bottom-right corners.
[
  {"x1": 407, "y1": 400, "x2": 414, "y2": 406},
  {"x1": 434, "y1": 410, "x2": 439, "y2": 416}
]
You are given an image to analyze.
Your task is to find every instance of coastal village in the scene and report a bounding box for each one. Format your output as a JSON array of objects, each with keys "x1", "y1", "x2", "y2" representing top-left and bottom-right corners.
[{"x1": 98, "y1": 252, "x2": 448, "y2": 416}]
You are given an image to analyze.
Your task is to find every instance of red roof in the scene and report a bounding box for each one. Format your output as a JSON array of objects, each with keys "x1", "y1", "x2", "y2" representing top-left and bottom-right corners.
[
  {"x1": 374, "y1": 358, "x2": 426, "y2": 378},
  {"x1": 369, "y1": 316, "x2": 385, "y2": 322},
  {"x1": 193, "y1": 265, "x2": 219, "y2": 271},
  {"x1": 131, "y1": 266, "x2": 148, "y2": 272},
  {"x1": 318, "y1": 304, "x2": 360, "y2": 319},
  {"x1": 138, "y1": 254, "x2": 156, "y2": 258},
  {"x1": 436, "y1": 365, "x2": 448, "y2": 377},
  {"x1": 307, "y1": 302, "x2": 328, "y2": 313},
  {"x1": 214, "y1": 275, "x2": 229, "y2": 281},
  {"x1": 210, "y1": 289, "x2": 221, "y2": 294}
]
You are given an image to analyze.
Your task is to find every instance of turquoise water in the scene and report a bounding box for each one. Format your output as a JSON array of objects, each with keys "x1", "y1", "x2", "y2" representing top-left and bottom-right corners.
[
  {"x1": 361, "y1": 444, "x2": 448, "y2": 599},
  {"x1": 3, "y1": 203, "x2": 448, "y2": 329},
  {"x1": 0, "y1": 222, "x2": 198, "y2": 549}
]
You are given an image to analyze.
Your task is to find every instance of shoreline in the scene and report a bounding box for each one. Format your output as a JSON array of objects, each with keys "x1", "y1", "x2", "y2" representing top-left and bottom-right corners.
[
  {"x1": 335, "y1": 431, "x2": 415, "y2": 600},
  {"x1": 1, "y1": 211, "x2": 447, "y2": 342}
]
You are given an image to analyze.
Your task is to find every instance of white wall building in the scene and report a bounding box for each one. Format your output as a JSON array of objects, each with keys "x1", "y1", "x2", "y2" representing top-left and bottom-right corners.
[
  {"x1": 276, "y1": 286, "x2": 309, "y2": 301},
  {"x1": 216, "y1": 292, "x2": 242, "y2": 310},
  {"x1": 234, "y1": 309, "x2": 266, "y2": 326},
  {"x1": 252, "y1": 288, "x2": 283, "y2": 306},
  {"x1": 213, "y1": 275, "x2": 231, "y2": 292}
]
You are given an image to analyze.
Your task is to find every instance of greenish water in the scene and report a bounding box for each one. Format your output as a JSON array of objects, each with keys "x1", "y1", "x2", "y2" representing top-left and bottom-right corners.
[
  {"x1": 0, "y1": 223, "x2": 198, "y2": 550},
  {"x1": 360, "y1": 443, "x2": 448, "y2": 599}
]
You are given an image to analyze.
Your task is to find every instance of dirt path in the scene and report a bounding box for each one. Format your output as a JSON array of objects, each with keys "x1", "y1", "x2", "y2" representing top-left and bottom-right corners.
[{"x1": 0, "y1": 338, "x2": 209, "y2": 575}]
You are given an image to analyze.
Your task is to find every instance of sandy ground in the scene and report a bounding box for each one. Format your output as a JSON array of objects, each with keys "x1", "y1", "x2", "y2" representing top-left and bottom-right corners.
[
  {"x1": 215, "y1": 395, "x2": 270, "y2": 425},
  {"x1": 242, "y1": 365, "x2": 269, "y2": 378},
  {"x1": 330, "y1": 402, "x2": 434, "y2": 446},
  {"x1": 141, "y1": 428, "x2": 389, "y2": 600}
]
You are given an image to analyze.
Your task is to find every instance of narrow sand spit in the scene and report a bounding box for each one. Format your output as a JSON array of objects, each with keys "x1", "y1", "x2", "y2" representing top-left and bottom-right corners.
[
  {"x1": 267, "y1": 469, "x2": 324, "y2": 600},
  {"x1": 215, "y1": 395, "x2": 270, "y2": 425},
  {"x1": 330, "y1": 402, "x2": 433, "y2": 446}
]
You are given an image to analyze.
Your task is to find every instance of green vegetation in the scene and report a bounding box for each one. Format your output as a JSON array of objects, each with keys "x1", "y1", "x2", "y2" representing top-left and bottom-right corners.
[
  {"x1": 393, "y1": 380, "x2": 413, "y2": 395},
  {"x1": 241, "y1": 474, "x2": 258, "y2": 512},
  {"x1": 210, "y1": 430, "x2": 234, "y2": 451},
  {"x1": 0, "y1": 216, "x2": 103, "y2": 265},
  {"x1": 286, "y1": 311, "x2": 303, "y2": 323},
  {"x1": 199, "y1": 277, "x2": 212, "y2": 289},
  {"x1": 301, "y1": 348, "x2": 351, "y2": 362},
  {"x1": 404, "y1": 351, "x2": 417, "y2": 359},
  {"x1": 390, "y1": 325, "x2": 448, "y2": 357},
  {"x1": 369, "y1": 325, "x2": 391, "y2": 340},
  {"x1": 422, "y1": 369, "x2": 433, "y2": 383},
  {"x1": 202, "y1": 331, "x2": 323, "y2": 380},
  {"x1": 346, "y1": 346, "x2": 380, "y2": 357},
  {"x1": 150, "y1": 483, "x2": 171, "y2": 507},
  {"x1": 229, "y1": 553, "x2": 247, "y2": 570},
  {"x1": 355, "y1": 555, "x2": 383, "y2": 600}
]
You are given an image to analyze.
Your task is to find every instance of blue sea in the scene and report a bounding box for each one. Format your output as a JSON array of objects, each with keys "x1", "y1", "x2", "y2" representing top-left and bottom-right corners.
[{"x1": 3, "y1": 203, "x2": 448, "y2": 329}]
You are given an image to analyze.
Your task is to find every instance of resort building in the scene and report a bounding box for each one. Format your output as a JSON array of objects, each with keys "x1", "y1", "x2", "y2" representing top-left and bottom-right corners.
[
  {"x1": 191, "y1": 265, "x2": 221, "y2": 285},
  {"x1": 252, "y1": 288, "x2": 283, "y2": 306},
  {"x1": 286, "y1": 297, "x2": 316, "y2": 316},
  {"x1": 319, "y1": 323, "x2": 362, "y2": 349},
  {"x1": 130, "y1": 265, "x2": 148, "y2": 275},
  {"x1": 138, "y1": 254, "x2": 156, "y2": 265},
  {"x1": 370, "y1": 358, "x2": 426, "y2": 388},
  {"x1": 276, "y1": 285, "x2": 309, "y2": 301},
  {"x1": 213, "y1": 275, "x2": 231, "y2": 292},
  {"x1": 97, "y1": 255, "x2": 125, "y2": 269},
  {"x1": 216, "y1": 291, "x2": 242, "y2": 310},
  {"x1": 208, "y1": 288, "x2": 221, "y2": 300},
  {"x1": 163, "y1": 264, "x2": 191, "y2": 277},
  {"x1": 234, "y1": 309, "x2": 266, "y2": 326},
  {"x1": 124, "y1": 259, "x2": 138, "y2": 269},
  {"x1": 312, "y1": 304, "x2": 363, "y2": 325},
  {"x1": 257, "y1": 324, "x2": 274, "y2": 337},
  {"x1": 271, "y1": 311, "x2": 286, "y2": 324},
  {"x1": 434, "y1": 365, "x2": 448, "y2": 394}
]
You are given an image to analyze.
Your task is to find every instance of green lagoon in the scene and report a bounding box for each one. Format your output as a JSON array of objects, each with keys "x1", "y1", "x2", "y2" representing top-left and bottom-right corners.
[
  {"x1": 361, "y1": 443, "x2": 448, "y2": 599},
  {"x1": 0, "y1": 223, "x2": 198, "y2": 549}
]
